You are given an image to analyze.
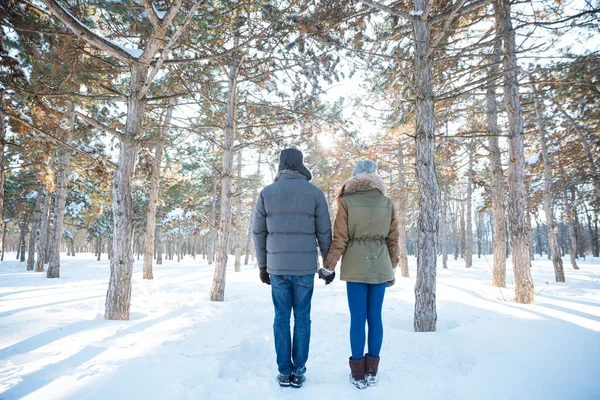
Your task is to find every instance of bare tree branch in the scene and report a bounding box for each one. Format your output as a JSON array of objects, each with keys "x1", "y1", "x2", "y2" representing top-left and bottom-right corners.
[
  {"x1": 431, "y1": 0, "x2": 491, "y2": 24},
  {"x1": 139, "y1": 1, "x2": 203, "y2": 98},
  {"x1": 75, "y1": 111, "x2": 123, "y2": 139},
  {"x1": 360, "y1": 0, "x2": 415, "y2": 21},
  {"x1": 41, "y1": 0, "x2": 138, "y2": 65},
  {"x1": 141, "y1": 0, "x2": 162, "y2": 31}
]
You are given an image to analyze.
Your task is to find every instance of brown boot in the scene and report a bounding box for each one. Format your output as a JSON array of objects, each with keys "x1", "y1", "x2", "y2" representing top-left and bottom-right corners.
[
  {"x1": 349, "y1": 357, "x2": 368, "y2": 389},
  {"x1": 365, "y1": 354, "x2": 380, "y2": 386}
]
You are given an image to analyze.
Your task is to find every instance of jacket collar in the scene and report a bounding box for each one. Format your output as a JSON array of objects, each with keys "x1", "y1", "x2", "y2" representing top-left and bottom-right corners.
[
  {"x1": 340, "y1": 173, "x2": 387, "y2": 196},
  {"x1": 275, "y1": 170, "x2": 309, "y2": 182}
]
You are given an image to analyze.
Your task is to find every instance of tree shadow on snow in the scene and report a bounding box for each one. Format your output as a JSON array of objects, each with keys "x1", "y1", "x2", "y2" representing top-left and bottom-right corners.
[{"x1": 0, "y1": 311, "x2": 181, "y2": 400}]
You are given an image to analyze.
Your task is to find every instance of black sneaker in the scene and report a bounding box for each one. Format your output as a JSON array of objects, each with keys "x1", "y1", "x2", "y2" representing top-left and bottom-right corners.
[
  {"x1": 277, "y1": 374, "x2": 291, "y2": 387},
  {"x1": 290, "y1": 374, "x2": 306, "y2": 388}
]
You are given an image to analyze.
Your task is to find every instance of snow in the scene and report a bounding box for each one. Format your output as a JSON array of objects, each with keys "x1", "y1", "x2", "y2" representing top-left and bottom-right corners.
[
  {"x1": 0, "y1": 254, "x2": 599, "y2": 399},
  {"x1": 165, "y1": 207, "x2": 184, "y2": 221},
  {"x1": 411, "y1": 10, "x2": 424, "y2": 16},
  {"x1": 152, "y1": 3, "x2": 167, "y2": 20},
  {"x1": 525, "y1": 151, "x2": 541, "y2": 165},
  {"x1": 55, "y1": 0, "x2": 143, "y2": 58}
]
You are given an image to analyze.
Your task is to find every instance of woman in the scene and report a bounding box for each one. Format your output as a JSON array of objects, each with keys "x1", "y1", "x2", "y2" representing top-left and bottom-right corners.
[{"x1": 318, "y1": 159, "x2": 399, "y2": 389}]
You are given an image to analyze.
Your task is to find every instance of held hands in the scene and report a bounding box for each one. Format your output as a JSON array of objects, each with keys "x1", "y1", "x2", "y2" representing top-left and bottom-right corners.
[
  {"x1": 259, "y1": 268, "x2": 271, "y2": 285},
  {"x1": 386, "y1": 268, "x2": 396, "y2": 288},
  {"x1": 318, "y1": 267, "x2": 335, "y2": 285}
]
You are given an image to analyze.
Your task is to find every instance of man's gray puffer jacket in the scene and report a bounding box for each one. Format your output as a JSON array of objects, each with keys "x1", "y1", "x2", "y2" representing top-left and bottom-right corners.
[{"x1": 253, "y1": 173, "x2": 332, "y2": 276}]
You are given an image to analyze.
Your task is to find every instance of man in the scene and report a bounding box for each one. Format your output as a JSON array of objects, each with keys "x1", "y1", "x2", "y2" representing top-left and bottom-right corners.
[{"x1": 253, "y1": 148, "x2": 332, "y2": 388}]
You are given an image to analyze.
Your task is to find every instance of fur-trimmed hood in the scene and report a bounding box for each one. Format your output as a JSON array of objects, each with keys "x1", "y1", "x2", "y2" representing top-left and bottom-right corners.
[{"x1": 339, "y1": 172, "x2": 387, "y2": 197}]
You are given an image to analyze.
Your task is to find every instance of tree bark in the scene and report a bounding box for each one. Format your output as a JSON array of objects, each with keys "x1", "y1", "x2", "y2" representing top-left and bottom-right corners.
[
  {"x1": 495, "y1": 0, "x2": 534, "y2": 303},
  {"x1": 397, "y1": 140, "x2": 410, "y2": 277},
  {"x1": 526, "y1": 204, "x2": 535, "y2": 261},
  {"x1": 441, "y1": 177, "x2": 448, "y2": 269},
  {"x1": 0, "y1": 222, "x2": 6, "y2": 261},
  {"x1": 412, "y1": 3, "x2": 438, "y2": 332},
  {"x1": 177, "y1": 221, "x2": 182, "y2": 262},
  {"x1": 476, "y1": 213, "x2": 482, "y2": 259},
  {"x1": 245, "y1": 151, "x2": 262, "y2": 265},
  {"x1": 208, "y1": 171, "x2": 217, "y2": 265},
  {"x1": 47, "y1": 105, "x2": 74, "y2": 279},
  {"x1": 105, "y1": 64, "x2": 145, "y2": 320},
  {"x1": 234, "y1": 151, "x2": 243, "y2": 272},
  {"x1": 27, "y1": 184, "x2": 45, "y2": 271},
  {"x1": 0, "y1": 91, "x2": 5, "y2": 262},
  {"x1": 465, "y1": 138, "x2": 474, "y2": 268},
  {"x1": 486, "y1": 52, "x2": 508, "y2": 286},
  {"x1": 210, "y1": 52, "x2": 240, "y2": 302},
  {"x1": 531, "y1": 78, "x2": 565, "y2": 282},
  {"x1": 35, "y1": 187, "x2": 52, "y2": 272},
  {"x1": 453, "y1": 198, "x2": 459, "y2": 260},
  {"x1": 19, "y1": 214, "x2": 29, "y2": 262},
  {"x1": 572, "y1": 193, "x2": 585, "y2": 259},
  {"x1": 143, "y1": 101, "x2": 171, "y2": 279},
  {"x1": 558, "y1": 164, "x2": 579, "y2": 270},
  {"x1": 460, "y1": 200, "x2": 466, "y2": 259},
  {"x1": 156, "y1": 207, "x2": 163, "y2": 265}
]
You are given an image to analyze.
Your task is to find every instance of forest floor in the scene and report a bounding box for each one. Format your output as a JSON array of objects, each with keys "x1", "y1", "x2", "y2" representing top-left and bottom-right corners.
[{"x1": 0, "y1": 252, "x2": 598, "y2": 400}]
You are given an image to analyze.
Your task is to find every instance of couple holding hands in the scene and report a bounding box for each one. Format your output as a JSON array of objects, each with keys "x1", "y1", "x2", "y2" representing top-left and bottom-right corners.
[{"x1": 253, "y1": 148, "x2": 399, "y2": 390}]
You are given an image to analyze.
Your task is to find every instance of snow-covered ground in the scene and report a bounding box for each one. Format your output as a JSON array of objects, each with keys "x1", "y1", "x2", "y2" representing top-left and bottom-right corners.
[{"x1": 0, "y1": 252, "x2": 598, "y2": 400}]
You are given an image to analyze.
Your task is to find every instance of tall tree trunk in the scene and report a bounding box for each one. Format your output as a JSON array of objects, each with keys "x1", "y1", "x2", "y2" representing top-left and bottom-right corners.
[
  {"x1": 573, "y1": 197, "x2": 585, "y2": 259},
  {"x1": 27, "y1": 184, "x2": 45, "y2": 271},
  {"x1": 234, "y1": 151, "x2": 243, "y2": 272},
  {"x1": 530, "y1": 80, "x2": 565, "y2": 281},
  {"x1": 105, "y1": 64, "x2": 145, "y2": 320},
  {"x1": 19, "y1": 214, "x2": 29, "y2": 262},
  {"x1": 412, "y1": 4, "x2": 438, "y2": 332},
  {"x1": 177, "y1": 222, "x2": 182, "y2": 262},
  {"x1": 460, "y1": 200, "x2": 466, "y2": 259},
  {"x1": 96, "y1": 236, "x2": 101, "y2": 261},
  {"x1": 465, "y1": 139, "x2": 474, "y2": 268},
  {"x1": 441, "y1": 178, "x2": 448, "y2": 269},
  {"x1": 143, "y1": 104, "x2": 170, "y2": 279},
  {"x1": 47, "y1": 106, "x2": 74, "y2": 279},
  {"x1": 495, "y1": 0, "x2": 534, "y2": 303},
  {"x1": 156, "y1": 207, "x2": 163, "y2": 265},
  {"x1": 558, "y1": 164, "x2": 579, "y2": 270},
  {"x1": 208, "y1": 171, "x2": 217, "y2": 265},
  {"x1": 0, "y1": 222, "x2": 6, "y2": 261},
  {"x1": 452, "y1": 199, "x2": 459, "y2": 260},
  {"x1": 486, "y1": 48, "x2": 507, "y2": 285},
  {"x1": 0, "y1": 91, "x2": 5, "y2": 262},
  {"x1": 397, "y1": 140, "x2": 410, "y2": 277},
  {"x1": 526, "y1": 205, "x2": 535, "y2": 261},
  {"x1": 476, "y1": 213, "x2": 482, "y2": 259},
  {"x1": 245, "y1": 151, "x2": 262, "y2": 265},
  {"x1": 36, "y1": 176, "x2": 52, "y2": 269},
  {"x1": 210, "y1": 53, "x2": 240, "y2": 302},
  {"x1": 594, "y1": 217, "x2": 599, "y2": 258}
]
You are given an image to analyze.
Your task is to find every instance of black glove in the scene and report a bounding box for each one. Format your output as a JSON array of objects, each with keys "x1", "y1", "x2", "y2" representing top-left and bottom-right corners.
[
  {"x1": 259, "y1": 268, "x2": 271, "y2": 285},
  {"x1": 318, "y1": 267, "x2": 335, "y2": 285},
  {"x1": 386, "y1": 269, "x2": 396, "y2": 287}
]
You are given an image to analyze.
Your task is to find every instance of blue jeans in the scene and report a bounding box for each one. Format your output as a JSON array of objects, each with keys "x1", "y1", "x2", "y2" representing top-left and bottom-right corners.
[
  {"x1": 346, "y1": 282, "x2": 386, "y2": 360},
  {"x1": 271, "y1": 274, "x2": 314, "y2": 376}
]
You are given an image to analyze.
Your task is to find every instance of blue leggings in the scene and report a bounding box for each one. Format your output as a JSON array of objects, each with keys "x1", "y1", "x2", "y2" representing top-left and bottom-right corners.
[{"x1": 346, "y1": 282, "x2": 386, "y2": 360}]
